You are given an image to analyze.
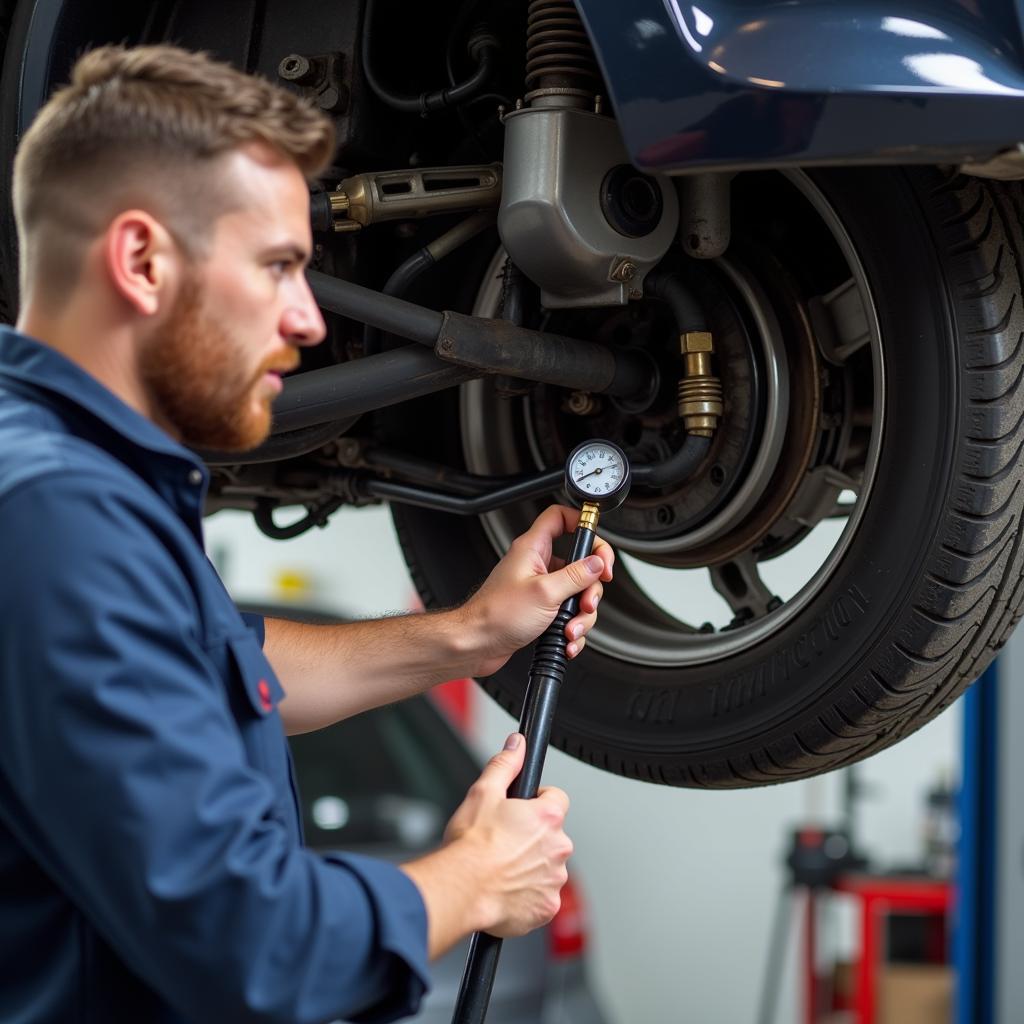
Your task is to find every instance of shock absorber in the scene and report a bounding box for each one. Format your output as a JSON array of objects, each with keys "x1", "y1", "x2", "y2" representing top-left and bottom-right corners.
[
  {"x1": 524, "y1": 0, "x2": 601, "y2": 108},
  {"x1": 499, "y1": 1, "x2": 678, "y2": 307}
]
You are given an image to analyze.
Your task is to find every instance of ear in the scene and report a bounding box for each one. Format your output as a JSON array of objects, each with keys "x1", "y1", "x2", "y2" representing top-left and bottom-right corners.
[{"x1": 103, "y1": 210, "x2": 181, "y2": 317}]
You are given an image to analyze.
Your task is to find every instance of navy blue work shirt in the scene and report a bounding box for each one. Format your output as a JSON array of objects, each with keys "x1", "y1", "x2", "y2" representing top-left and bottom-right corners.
[{"x1": 0, "y1": 328, "x2": 430, "y2": 1023}]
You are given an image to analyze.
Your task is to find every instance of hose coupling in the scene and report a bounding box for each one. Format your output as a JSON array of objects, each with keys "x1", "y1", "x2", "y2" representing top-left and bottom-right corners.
[
  {"x1": 577, "y1": 502, "x2": 600, "y2": 532},
  {"x1": 678, "y1": 331, "x2": 723, "y2": 437}
]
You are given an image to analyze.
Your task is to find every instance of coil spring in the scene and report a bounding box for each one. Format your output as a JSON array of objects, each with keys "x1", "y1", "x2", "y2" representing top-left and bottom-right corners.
[{"x1": 525, "y1": 0, "x2": 601, "y2": 102}]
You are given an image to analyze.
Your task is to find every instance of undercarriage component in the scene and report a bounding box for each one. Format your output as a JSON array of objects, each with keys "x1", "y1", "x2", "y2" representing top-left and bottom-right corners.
[
  {"x1": 361, "y1": 433, "x2": 708, "y2": 515},
  {"x1": 209, "y1": 263, "x2": 665, "y2": 466},
  {"x1": 524, "y1": 0, "x2": 603, "y2": 108},
  {"x1": 201, "y1": 421, "x2": 356, "y2": 467},
  {"x1": 677, "y1": 331, "x2": 723, "y2": 437},
  {"x1": 361, "y1": 0, "x2": 498, "y2": 115},
  {"x1": 433, "y1": 310, "x2": 654, "y2": 398},
  {"x1": 223, "y1": 428, "x2": 710, "y2": 532},
  {"x1": 270, "y1": 345, "x2": 480, "y2": 434},
  {"x1": 322, "y1": 165, "x2": 502, "y2": 232},
  {"x1": 277, "y1": 52, "x2": 349, "y2": 114},
  {"x1": 306, "y1": 267, "x2": 657, "y2": 400},
  {"x1": 677, "y1": 173, "x2": 733, "y2": 259},
  {"x1": 308, "y1": 269, "x2": 443, "y2": 341},
  {"x1": 498, "y1": 0, "x2": 677, "y2": 308},
  {"x1": 499, "y1": 108, "x2": 677, "y2": 308},
  {"x1": 364, "y1": 212, "x2": 495, "y2": 356}
]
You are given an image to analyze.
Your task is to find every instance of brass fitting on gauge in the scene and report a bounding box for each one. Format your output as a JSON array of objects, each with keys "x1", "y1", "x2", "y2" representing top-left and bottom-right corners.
[
  {"x1": 578, "y1": 502, "x2": 600, "y2": 532},
  {"x1": 327, "y1": 164, "x2": 502, "y2": 232},
  {"x1": 678, "y1": 331, "x2": 724, "y2": 437}
]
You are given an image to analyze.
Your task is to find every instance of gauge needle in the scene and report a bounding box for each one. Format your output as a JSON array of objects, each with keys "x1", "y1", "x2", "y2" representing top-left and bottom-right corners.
[{"x1": 576, "y1": 466, "x2": 608, "y2": 482}]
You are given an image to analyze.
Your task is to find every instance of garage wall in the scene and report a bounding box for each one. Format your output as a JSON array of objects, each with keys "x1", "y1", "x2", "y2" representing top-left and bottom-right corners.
[{"x1": 205, "y1": 504, "x2": 962, "y2": 1024}]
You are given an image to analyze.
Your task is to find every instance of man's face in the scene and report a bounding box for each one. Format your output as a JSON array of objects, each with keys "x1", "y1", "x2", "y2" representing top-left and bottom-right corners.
[{"x1": 139, "y1": 144, "x2": 325, "y2": 450}]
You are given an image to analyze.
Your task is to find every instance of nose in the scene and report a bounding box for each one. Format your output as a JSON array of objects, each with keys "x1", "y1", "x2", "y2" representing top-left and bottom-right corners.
[{"x1": 281, "y1": 274, "x2": 327, "y2": 348}]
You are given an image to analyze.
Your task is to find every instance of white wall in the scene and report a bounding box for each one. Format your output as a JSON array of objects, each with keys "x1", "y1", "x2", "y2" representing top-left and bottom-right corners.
[{"x1": 206, "y1": 504, "x2": 962, "y2": 1024}]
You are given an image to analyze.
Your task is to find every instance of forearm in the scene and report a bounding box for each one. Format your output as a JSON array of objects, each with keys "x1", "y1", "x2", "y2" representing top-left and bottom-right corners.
[
  {"x1": 265, "y1": 608, "x2": 482, "y2": 734},
  {"x1": 399, "y1": 842, "x2": 489, "y2": 961}
]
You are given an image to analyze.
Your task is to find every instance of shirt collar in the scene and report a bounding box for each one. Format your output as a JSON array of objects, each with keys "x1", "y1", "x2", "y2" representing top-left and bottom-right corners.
[{"x1": 0, "y1": 326, "x2": 206, "y2": 474}]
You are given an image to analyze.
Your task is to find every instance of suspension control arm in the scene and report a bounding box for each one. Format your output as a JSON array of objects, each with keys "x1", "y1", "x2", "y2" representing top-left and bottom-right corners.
[{"x1": 307, "y1": 270, "x2": 655, "y2": 401}]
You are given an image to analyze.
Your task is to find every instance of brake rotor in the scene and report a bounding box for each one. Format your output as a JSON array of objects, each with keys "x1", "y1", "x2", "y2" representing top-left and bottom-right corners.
[{"x1": 527, "y1": 241, "x2": 821, "y2": 568}]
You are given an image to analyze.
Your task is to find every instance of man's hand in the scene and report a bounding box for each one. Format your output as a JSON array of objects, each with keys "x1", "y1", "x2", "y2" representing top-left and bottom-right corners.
[
  {"x1": 265, "y1": 505, "x2": 614, "y2": 732},
  {"x1": 458, "y1": 504, "x2": 615, "y2": 678},
  {"x1": 442, "y1": 732, "x2": 572, "y2": 937},
  {"x1": 400, "y1": 733, "x2": 572, "y2": 957}
]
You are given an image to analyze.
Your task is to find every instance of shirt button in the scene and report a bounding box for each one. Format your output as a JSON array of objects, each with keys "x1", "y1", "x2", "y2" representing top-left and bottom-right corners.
[{"x1": 187, "y1": 469, "x2": 203, "y2": 486}]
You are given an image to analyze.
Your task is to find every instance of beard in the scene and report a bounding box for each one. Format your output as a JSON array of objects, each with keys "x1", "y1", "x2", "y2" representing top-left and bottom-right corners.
[{"x1": 139, "y1": 273, "x2": 297, "y2": 451}]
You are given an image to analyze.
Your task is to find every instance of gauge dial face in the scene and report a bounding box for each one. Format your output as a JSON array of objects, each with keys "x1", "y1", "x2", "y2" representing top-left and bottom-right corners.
[{"x1": 569, "y1": 442, "x2": 627, "y2": 499}]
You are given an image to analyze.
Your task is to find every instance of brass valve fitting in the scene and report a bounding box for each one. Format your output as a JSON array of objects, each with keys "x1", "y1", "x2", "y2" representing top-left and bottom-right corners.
[
  {"x1": 577, "y1": 502, "x2": 600, "y2": 533},
  {"x1": 678, "y1": 331, "x2": 723, "y2": 437}
]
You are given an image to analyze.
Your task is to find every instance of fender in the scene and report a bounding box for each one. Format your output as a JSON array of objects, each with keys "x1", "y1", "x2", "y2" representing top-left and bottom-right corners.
[{"x1": 576, "y1": 0, "x2": 1024, "y2": 172}]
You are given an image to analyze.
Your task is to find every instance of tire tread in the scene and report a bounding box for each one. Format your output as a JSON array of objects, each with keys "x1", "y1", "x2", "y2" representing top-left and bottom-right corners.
[{"x1": 683, "y1": 170, "x2": 1024, "y2": 786}]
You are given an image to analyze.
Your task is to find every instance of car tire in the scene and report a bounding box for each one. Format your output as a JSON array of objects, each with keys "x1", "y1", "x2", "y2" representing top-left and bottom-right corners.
[{"x1": 392, "y1": 165, "x2": 1024, "y2": 787}]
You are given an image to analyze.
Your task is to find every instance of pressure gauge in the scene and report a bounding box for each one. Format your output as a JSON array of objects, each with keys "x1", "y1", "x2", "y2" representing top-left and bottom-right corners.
[{"x1": 564, "y1": 439, "x2": 631, "y2": 512}]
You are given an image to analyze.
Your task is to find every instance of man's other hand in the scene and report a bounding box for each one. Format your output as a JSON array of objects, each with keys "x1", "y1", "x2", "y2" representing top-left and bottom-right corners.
[
  {"x1": 442, "y1": 732, "x2": 572, "y2": 937},
  {"x1": 400, "y1": 732, "x2": 572, "y2": 956},
  {"x1": 458, "y1": 504, "x2": 615, "y2": 677}
]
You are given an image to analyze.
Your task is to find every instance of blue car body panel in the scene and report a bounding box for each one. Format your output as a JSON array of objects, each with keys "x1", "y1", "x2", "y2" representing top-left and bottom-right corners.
[
  {"x1": 575, "y1": 0, "x2": 1024, "y2": 171},
  {"x1": 9, "y1": 0, "x2": 1024, "y2": 175}
]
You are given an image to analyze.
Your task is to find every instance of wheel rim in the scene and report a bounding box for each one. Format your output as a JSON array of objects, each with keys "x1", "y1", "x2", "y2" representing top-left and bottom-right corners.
[{"x1": 461, "y1": 170, "x2": 886, "y2": 667}]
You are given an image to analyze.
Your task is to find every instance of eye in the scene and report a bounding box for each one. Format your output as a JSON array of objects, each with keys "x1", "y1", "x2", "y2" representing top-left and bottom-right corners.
[{"x1": 268, "y1": 260, "x2": 291, "y2": 279}]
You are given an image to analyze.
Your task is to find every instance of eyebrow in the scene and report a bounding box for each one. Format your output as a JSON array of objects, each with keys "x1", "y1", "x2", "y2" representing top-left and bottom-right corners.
[{"x1": 260, "y1": 245, "x2": 311, "y2": 267}]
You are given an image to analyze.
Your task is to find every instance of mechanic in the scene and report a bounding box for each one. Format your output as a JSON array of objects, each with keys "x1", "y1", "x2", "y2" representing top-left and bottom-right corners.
[{"x1": 0, "y1": 44, "x2": 614, "y2": 1023}]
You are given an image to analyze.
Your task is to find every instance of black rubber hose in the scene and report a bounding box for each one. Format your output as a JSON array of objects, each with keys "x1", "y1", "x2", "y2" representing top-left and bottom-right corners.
[
  {"x1": 364, "y1": 212, "x2": 494, "y2": 356},
  {"x1": 630, "y1": 434, "x2": 712, "y2": 488},
  {"x1": 433, "y1": 43, "x2": 495, "y2": 110},
  {"x1": 362, "y1": 250, "x2": 434, "y2": 357},
  {"x1": 644, "y1": 266, "x2": 707, "y2": 332},
  {"x1": 361, "y1": 0, "x2": 497, "y2": 115},
  {"x1": 254, "y1": 498, "x2": 344, "y2": 540},
  {"x1": 453, "y1": 522, "x2": 596, "y2": 1023}
]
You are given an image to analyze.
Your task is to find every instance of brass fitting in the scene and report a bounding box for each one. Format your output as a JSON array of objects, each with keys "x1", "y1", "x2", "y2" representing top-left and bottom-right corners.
[
  {"x1": 678, "y1": 331, "x2": 723, "y2": 437},
  {"x1": 328, "y1": 192, "x2": 358, "y2": 232},
  {"x1": 578, "y1": 502, "x2": 600, "y2": 532},
  {"x1": 328, "y1": 164, "x2": 502, "y2": 232}
]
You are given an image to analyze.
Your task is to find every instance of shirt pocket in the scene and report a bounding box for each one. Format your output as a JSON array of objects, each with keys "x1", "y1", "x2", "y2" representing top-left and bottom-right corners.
[
  {"x1": 225, "y1": 633, "x2": 298, "y2": 832},
  {"x1": 228, "y1": 632, "x2": 285, "y2": 720}
]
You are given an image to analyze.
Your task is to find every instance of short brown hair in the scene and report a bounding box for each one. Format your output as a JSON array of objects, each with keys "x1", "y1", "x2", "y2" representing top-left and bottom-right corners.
[{"x1": 13, "y1": 44, "x2": 335, "y2": 305}]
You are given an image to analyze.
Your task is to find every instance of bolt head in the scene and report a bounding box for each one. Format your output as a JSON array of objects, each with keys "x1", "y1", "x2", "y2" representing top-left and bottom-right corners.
[
  {"x1": 278, "y1": 54, "x2": 311, "y2": 81},
  {"x1": 611, "y1": 260, "x2": 637, "y2": 282},
  {"x1": 682, "y1": 330, "x2": 714, "y2": 353}
]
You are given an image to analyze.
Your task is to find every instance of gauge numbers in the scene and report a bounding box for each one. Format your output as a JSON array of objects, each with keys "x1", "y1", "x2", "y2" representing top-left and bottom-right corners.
[{"x1": 570, "y1": 443, "x2": 626, "y2": 498}]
